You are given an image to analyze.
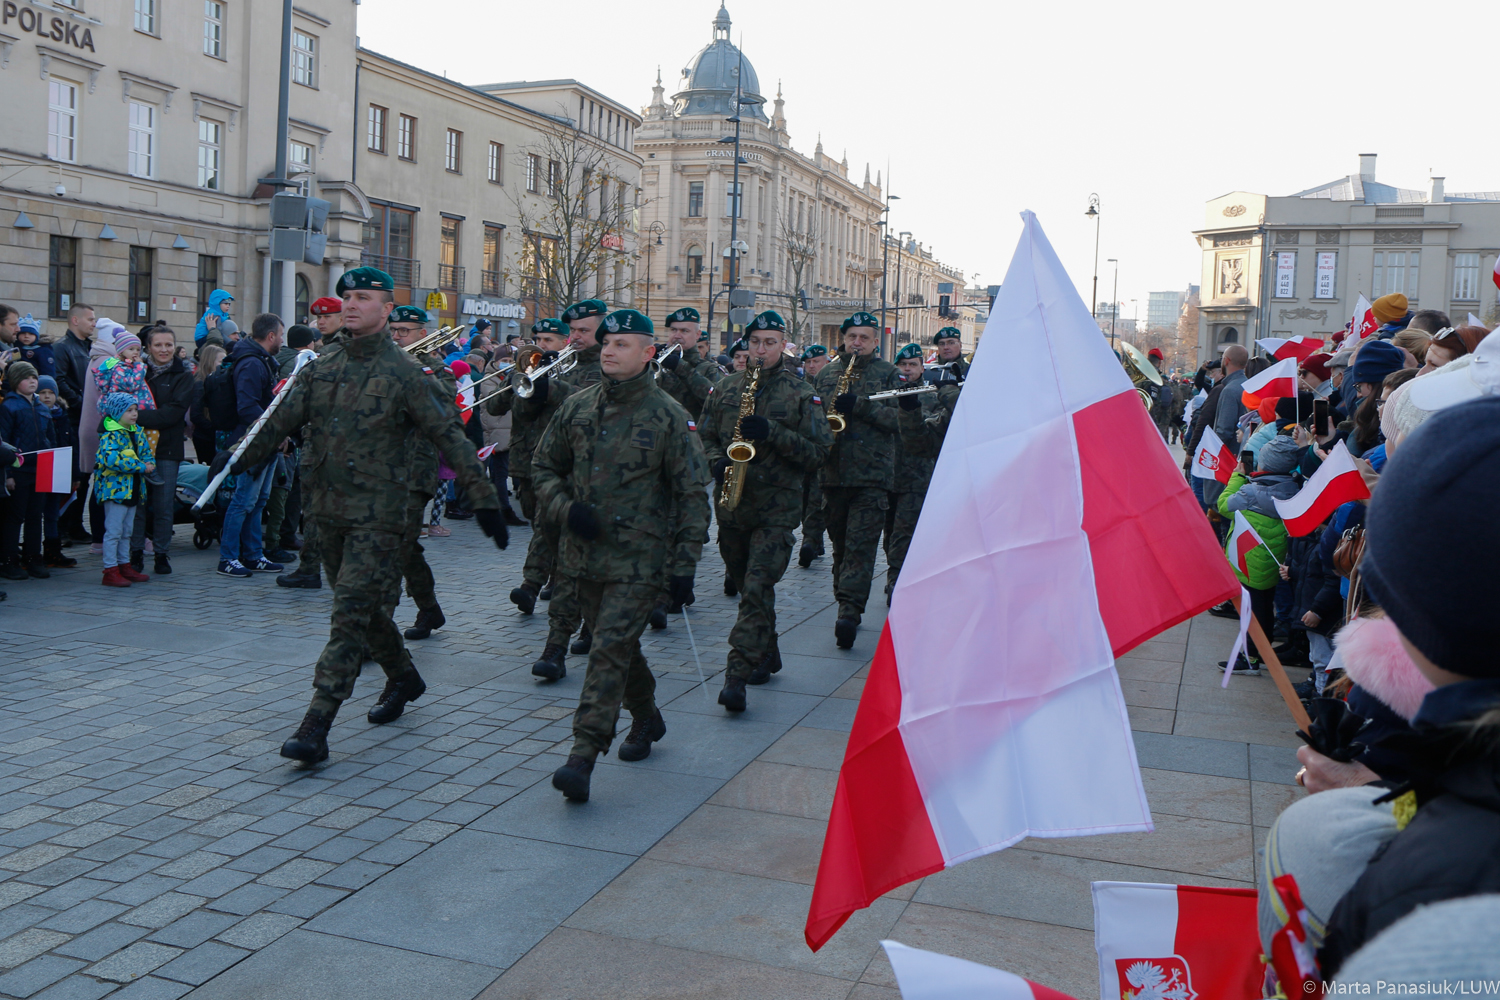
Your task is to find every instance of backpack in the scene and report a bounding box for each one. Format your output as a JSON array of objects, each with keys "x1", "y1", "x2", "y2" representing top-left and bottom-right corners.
[{"x1": 203, "y1": 358, "x2": 238, "y2": 431}]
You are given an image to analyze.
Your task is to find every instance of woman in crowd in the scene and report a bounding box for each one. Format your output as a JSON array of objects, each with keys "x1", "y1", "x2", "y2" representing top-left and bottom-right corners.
[
  {"x1": 132, "y1": 327, "x2": 194, "y2": 575},
  {"x1": 189, "y1": 343, "x2": 226, "y2": 464}
]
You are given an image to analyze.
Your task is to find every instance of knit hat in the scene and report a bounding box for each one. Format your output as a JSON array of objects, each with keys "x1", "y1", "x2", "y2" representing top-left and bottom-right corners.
[
  {"x1": 5, "y1": 360, "x2": 38, "y2": 389},
  {"x1": 1256, "y1": 397, "x2": 1280, "y2": 424},
  {"x1": 1331, "y1": 330, "x2": 1347, "y2": 347},
  {"x1": 113, "y1": 332, "x2": 142, "y2": 354},
  {"x1": 1274, "y1": 392, "x2": 1315, "y2": 426},
  {"x1": 1361, "y1": 396, "x2": 1500, "y2": 676},
  {"x1": 1349, "y1": 339, "x2": 1404, "y2": 386},
  {"x1": 1257, "y1": 435, "x2": 1300, "y2": 475},
  {"x1": 37, "y1": 375, "x2": 58, "y2": 394},
  {"x1": 1372, "y1": 293, "x2": 1409, "y2": 325},
  {"x1": 17, "y1": 314, "x2": 40, "y2": 336},
  {"x1": 449, "y1": 360, "x2": 470, "y2": 380},
  {"x1": 1302, "y1": 352, "x2": 1333, "y2": 382},
  {"x1": 103, "y1": 392, "x2": 137, "y2": 420},
  {"x1": 309, "y1": 296, "x2": 342, "y2": 316}
]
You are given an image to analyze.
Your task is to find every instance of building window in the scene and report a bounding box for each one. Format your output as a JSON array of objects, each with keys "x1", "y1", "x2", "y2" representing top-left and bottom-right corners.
[
  {"x1": 197, "y1": 255, "x2": 220, "y2": 317},
  {"x1": 619, "y1": 181, "x2": 628, "y2": 218},
  {"x1": 445, "y1": 129, "x2": 462, "y2": 173},
  {"x1": 203, "y1": 1, "x2": 224, "y2": 56},
  {"x1": 367, "y1": 105, "x2": 387, "y2": 153},
  {"x1": 289, "y1": 140, "x2": 313, "y2": 173},
  {"x1": 397, "y1": 114, "x2": 415, "y2": 160},
  {"x1": 487, "y1": 142, "x2": 502, "y2": 184},
  {"x1": 482, "y1": 224, "x2": 502, "y2": 294},
  {"x1": 526, "y1": 153, "x2": 539, "y2": 193},
  {"x1": 47, "y1": 81, "x2": 77, "y2": 163},
  {"x1": 49, "y1": 236, "x2": 78, "y2": 318},
  {"x1": 1453, "y1": 252, "x2": 1480, "y2": 301},
  {"x1": 1372, "y1": 250, "x2": 1419, "y2": 301},
  {"x1": 726, "y1": 181, "x2": 744, "y2": 219},
  {"x1": 292, "y1": 30, "x2": 316, "y2": 87},
  {"x1": 361, "y1": 204, "x2": 417, "y2": 286},
  {"x1": 686, "y1": 245, "x2": 704, "y2": 284},
  {"x1": 197, "y1": 119, "x2": 222, "y2": 189},
  {"x1": 127, "y1": 102, "x2": 155, "y2": 178},
  {"x1": 128, "y1": 247, "x2": 153, "y2": 322},
  {"x1": 597, "y1": 173, "x2": 608, "y2": 219},
  {"x1": 134, "y1": 0, "x2": 157, "y2": 34},
  {"x1": 547, "y1": 159, "x2": 559, "y2": 198},
  {"x1": 439, "y1": 217, "x2": 461, "y2": 291}
]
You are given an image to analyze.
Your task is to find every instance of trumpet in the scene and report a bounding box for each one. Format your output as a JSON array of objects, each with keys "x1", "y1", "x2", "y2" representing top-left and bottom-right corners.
[
  {"x1": 651, "y1": 343, "x2": 683, "y2": 379},
  {"x1": 867, "y1": 383, "x2": 937, "y2": 401},
  {"x1": 403, "y1": 325, "x2": 465, "y2": 355},
  {"x1": 515, "y1": 345, "x2": 579, "y2": 398}
]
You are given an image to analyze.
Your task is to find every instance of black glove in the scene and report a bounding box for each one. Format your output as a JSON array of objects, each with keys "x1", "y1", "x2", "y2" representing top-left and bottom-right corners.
[
  {"x1": 567, "y1": 501, "x2": 600, "y2": 540},
  {"x1": 834, "y1": 393, "x2": 859, "y2": 415},
  {"x1": 530, "y1": 374, "x2": 550, "y2": 405},
  {"x1": 540, "y1": 350, "x2": 560, "y2": 363},
  {"x1": 474, "y1": 507, "x2": 509, "y2": 550},
  {"x1": 711, "y1": 458, "x2": 730, "y2": 481},
  {"x1": 898, "y1": 392, "x2": 922, "y2": 411},
  {"x1": 208, "y1": 451, "x2": 231, "y2": 479},
  {"x1": 739, "y1": 415, "x2": 770, "y2": 441},
  {"x1": 669, "y1": 575, "x2": 695, "y2": 607},
  {"x1": 661, "y1": 350, "x2": 683, "y2": 371}
]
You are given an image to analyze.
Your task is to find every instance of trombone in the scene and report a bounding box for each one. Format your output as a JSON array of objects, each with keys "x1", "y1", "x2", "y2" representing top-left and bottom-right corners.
[
  {"x1": 515, "y1": 345, "x2": 579, "y2": 398},
  {"x1": 651, "y1": 343, "x2": 683, "y2": 379},
  {"x1": 403, "y1": 325, "x2": 465, "y2": 355}
]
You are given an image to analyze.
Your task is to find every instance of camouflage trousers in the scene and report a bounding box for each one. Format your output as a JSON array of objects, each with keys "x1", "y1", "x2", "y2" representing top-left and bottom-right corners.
[
  {"x1": 823, "y1": 485, "x2": 889, "y2": 623},
  {"x1": 515, "y1": 477, "x2": 557, "y2": 592},
  {"x1": 308, "y1": 520, "x2": 413, "y2": 717},
  {"x1": 546, "y1": 571, "x2": 591, "y2": 648},
  {"x1": 300, "y1": 516, "x2": 323, "y2": 581},
  {"x1": 883, "y1": 489, "x2": 926, "y2": 599},
  {"x1": 570, "y1": 579, "x2": 660, "y2": 759},
  {"x1": 719, "y1": 521, "x2": 795, "y2": 680},
  {"x1": 399, "y1": 501, "x2": 439, "y2": 613},
  {"x1": 801, "y1": 476, "x2": 826, "y2": 552}
]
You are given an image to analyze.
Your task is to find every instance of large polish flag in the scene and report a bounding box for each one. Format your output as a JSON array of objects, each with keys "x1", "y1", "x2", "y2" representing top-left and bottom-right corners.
[
  {"x1": 804, "y1": 213, "x2": 1239, "y2": 951},
  {"x1": 1092, "y1": 882, "x2": 1262, "y2": 1000},
  {"x1": 1256, "y1": 336, "x2": 1323, "y2": 363},
  {"x1": 1239, "y1": 357, "x2": 1298, "y2": 409},
  {"x1": 1272, "y1": 439, "x2": 1371, "y2": 536}
]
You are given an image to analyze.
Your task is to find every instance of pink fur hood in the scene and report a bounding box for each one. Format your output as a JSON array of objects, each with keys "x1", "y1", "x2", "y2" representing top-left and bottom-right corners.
[{"x1": 1335, "y1": 616, "x2": 1434, "y2": 722}]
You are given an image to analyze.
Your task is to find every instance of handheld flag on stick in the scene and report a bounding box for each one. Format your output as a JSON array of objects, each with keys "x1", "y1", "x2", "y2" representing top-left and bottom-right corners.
[
  {"x1": 30, "y1": 447, "x2": 73, "y2": 493},
  {"x1": 1272, "y1": 440, "x2": 1371, "y2": 536},
  {"x1": 1240, "y1": 357, "x2": 1298, "y2": 409},
  {"x1": 1189, "y1": 426, "x2": 1235, "y2": 485},
  {"x1": 1092, "y1": 882, "x2": 1263, "y2": 1000},
  {"x1": 1228, "y1": 509, "x2": 1280, "y2": 575},
  {"x1": 1256, "y1": 336, "x2": 1323, "y2": 363},
  {"x1": 881, "y1": 941, "x2": 1078, "y2": 1000},
  {"x1": 1351, "y1": 294, "x2": 1378, "y2": 340}
]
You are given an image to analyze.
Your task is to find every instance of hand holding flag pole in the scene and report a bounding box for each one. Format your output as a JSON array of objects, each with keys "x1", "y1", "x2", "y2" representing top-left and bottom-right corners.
[{"x1": 193, "y1": 349, "x2": 317, "y2": 511}]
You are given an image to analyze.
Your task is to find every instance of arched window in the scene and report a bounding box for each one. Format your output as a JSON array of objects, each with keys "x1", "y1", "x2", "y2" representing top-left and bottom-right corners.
[
  {"x1": 1219, "y1": 326, "x2": 1239, "y2": 344},
  {"x1": 294, "y1": 273, "x2": 311, "y2": 325},
  {"x1": 686, "y1": 245, "x2": 704, "y2": 284}
]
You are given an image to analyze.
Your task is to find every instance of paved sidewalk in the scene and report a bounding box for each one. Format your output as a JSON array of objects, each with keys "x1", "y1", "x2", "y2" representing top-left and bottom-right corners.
[{"x1": 0, "y1": 501, "x2": 1305, "y2": 1000}]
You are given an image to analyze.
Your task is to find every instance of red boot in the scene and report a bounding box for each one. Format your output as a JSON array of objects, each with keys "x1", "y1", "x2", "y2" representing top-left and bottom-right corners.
[
  {"x1": 119, "y1": 565, "x2": 150, "y2": 583},
  {"x1": 102, "y1": 567, "x2": 131, "y2": 588}
]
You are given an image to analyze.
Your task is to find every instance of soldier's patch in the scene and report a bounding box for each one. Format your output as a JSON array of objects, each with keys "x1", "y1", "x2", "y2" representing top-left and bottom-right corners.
[
  {"x1": 686, "y1": 420, "x2": 697, "y2": 431},
  {"x1": 629, "y1": 427, "x2": 658, "y2": 451},
  {"x1": 571, "y1": 416, "x2": 591, "y2": 426},
  {"x1": 811, "y1": 395, "x2": 822, "y2": 404},
  {"x1": 364, "y1": 377, "x2": 391, "y2": 397},
  {"x1": 314, "y1": 371, "x2": 337, "y2": 382}
]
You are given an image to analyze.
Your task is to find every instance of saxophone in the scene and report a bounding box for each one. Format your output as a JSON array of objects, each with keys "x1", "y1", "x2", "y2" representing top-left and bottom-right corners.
[
  {"x1": 720, "y1": 359, "x2": 763, "y2": 511},
  {"x1": 827, "y1": 352, "x2": 861, "y2": 434}
]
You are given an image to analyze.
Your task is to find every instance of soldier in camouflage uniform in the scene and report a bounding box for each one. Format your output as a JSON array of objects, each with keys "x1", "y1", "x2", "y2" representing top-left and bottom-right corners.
[
  {"x1": 814, "y1": 312, "x2": 902, "y2": 648},
  {"x1": 530, "y1": 299, "x2": 609, "y2": 681},
  {"x1": 233, "y1": 267, "x2": 507, "y2": 764},
  {"x1": 387, "y1": 305, "x2": 458, "y2": 642},
  {"x1": 884, "y1": 344, "x2": 939, "y2": 604},
  {"x1": 797, "y1": 344, "x2": 832, "y2": 568},
  {"x1": 925, "y1": 326, "x2": 970, "y2": 383},
  {"x1": 654, "y1": 307, "x2": 722, "y2": 415},
  {"x1": 491, "y1": 318, "x2": 570, "y2": 618},
  {"x1": 275, "y1": 306, "x2": 346, "y2": 591},
  {"x1": 700, "y1": 311, "x2": 831, "y2": 712},
  {"x1": 532, "y1": 309, "x2": 710, "y2": 802}
]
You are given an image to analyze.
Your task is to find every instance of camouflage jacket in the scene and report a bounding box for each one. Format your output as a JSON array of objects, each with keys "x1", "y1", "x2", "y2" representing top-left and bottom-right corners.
[
  {"x1": 893, "y1": 390, "x2": 941, "y2": 494},
  {"x1": 484, "y1": 363, "x2": 565, "y2": 480},
  {"x1": 813, "y1": 354, "x2": 902, "y2": 490},
  {"x1": 656, "y1": 348, "x2": 722, "y2": 417},
  {"x1": 239, "y1": 326, "x2": 497, "y2": 533},
  {"x1": 408, "y1": 349, "x2": 457, "y2": 498},
  {"x1": 899, "y1": 383, "x2": 962, "y2": 463},
  {"x1": 559, "y1": 342, "x2": 604, "y2": 391},
  {"x1": 532, "y1": 368, "x2": 710, "y2": 584},
  {"x1": 699, "y1": 361, "x2": 830, "y2": 527}
]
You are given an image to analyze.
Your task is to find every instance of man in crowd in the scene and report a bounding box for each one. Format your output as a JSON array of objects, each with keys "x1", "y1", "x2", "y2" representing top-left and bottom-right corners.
[
  {"x1": 52, "y1": 303, "x2": 94, "y2": 542},
  {"x1": 232, "y1": 266, "x2": 506, "y2": 763},
  {"x1": 1197, "y1": 343, "x2": 1247, "y2": 509},
  {"x1": 0, "y1": 304, "x2": 19, "y2": 345},
  {"x1": 310, "y1": 297, "x2": 343, "y2": 350},
  {"x1": 654, "y1": 307, "x2": 722, "y2": 416},
  {"x1": 532, "y1": 308, "x2": 709, "y2": 801},
  {"x1": 815, "y1": 312, "x2": 902, "y2": 648},
  {"x1": 699, "y1": 310, "x2": 831, "y2": 712},
  {"x1": 798, "y1": 343, "x2": 833, "y2": 568},
  {"x1": 217, "y1": 313, "x2": 286, "y2": 579},
  {"x1": 928, "y1": 327, "x2": 969, "y2": 382},
  {"x1": 885, "y1": 343, "x2": 939, "y2": 604}
]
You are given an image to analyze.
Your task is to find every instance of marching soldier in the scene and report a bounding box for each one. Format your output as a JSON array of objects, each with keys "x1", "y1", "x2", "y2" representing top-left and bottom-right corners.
[
  {"x1": 232, "y1": 267, "x2": 507, "y2": 763},
  {"x1": 532, "y1": 309, "x2": 710, "y2": 802},
  {"x1": 494, "y1": 318, "x2": 570, "y2": 618},
  {"x1": 885, "y1": 343, "x2": 939, "y2": 604},
  {"x1": 814, "y1": 312, "x2": 901, "y2": 648},
  {"x1": 926, "y1": 326, "x2": 969, "y2": 382},
  {"x1": 655, "y1": 307, "x2": 722, "y2": 414},
  {"x1": 797, "y1": 345, "x2": 831, "y2": 568},
  {"x1": 728, "y1": 338, "x2": 749, "y2": 372},
  {"x1": 699, "y1": 311, "x2": 831, "y2": 712}
]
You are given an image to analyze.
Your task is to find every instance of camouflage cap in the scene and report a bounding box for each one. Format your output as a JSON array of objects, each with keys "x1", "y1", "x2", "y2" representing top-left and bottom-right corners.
[
  {"x1": 665, "y1": 307, "x2": 701, "y2": 326},
  {"x1": 840, "y1": 311, "x2": 880, "y2": 333},
  {"x1": 748, "y1": 310, "x2": 786, "y2": 333},
  {"x1": 531, "y1": 317, "x2": 564, "y2": 336},
  {"x1": 933, "y1": 326, "x2": 962, "y2": 344},
  {"x1": 599, "y1": 308, "x2": 654, "y2": 341},
  {"x1": 561, "y1": 299, "x2": 608, "y2": 324},
  {"x1": 335, "y1": 266, "x2": 395, "y2": 295},
  {"x1": 802, "y1": 344, "x2": 828, "y2": 360},
  {"x1": 390, "y1": 305, "x2": 429, "y2": 325},
  {"x1": 896, "y1": 343, "x2": 924, "y2": 361},
  {"x1": 309, "y1": 296, "x2": 343, "y2": 316}
]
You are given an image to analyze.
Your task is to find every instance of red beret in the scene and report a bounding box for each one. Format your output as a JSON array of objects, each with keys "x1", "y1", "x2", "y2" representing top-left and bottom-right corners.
[
  {"x1": 1147, "y1": 347, "x2": 1164, "y2": 360},
  {"x1": 310, "y1": 297, "x2": 342, "y2": 316},
  {"x1": 1301, "y1": 352, "x2": 1332, "y2": 382}
]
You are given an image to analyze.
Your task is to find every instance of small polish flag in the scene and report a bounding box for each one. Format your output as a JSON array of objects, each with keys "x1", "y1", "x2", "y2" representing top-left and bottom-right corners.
[
  {"x1": 1272, "y1": 439, "x2": 1371, "y2": 536},
  {"x1": 456, "y1": 374, "x2": 475, "y2": 425},
  {"x1": 1093, "y1": 881, "x2": 1262, "y2": 1000},
  {"x1": 1189, "y1": 426, "x2": 1235, "y2": 485},
  {"x1": 1267, "y1": 875, "x2": 1325, "y2": 998},
  {"x1": 1351, "y1": 294, "x2": 1379, "y2": 340},
  {"x1": 882, "y1": 941, "x2": 1078, "y2": 1000},
  {"x1": 476, "y1": 443, "x2": 498, "y2": 461},
  {"x1": 1255, "y1": 336, "x2": 1322, "y2": 363},
  {"x1": 1228, "y1": 509, "x2": 1274, "y2": 577},
  {"x1": 32, "y1": 447, "x2": 73, "y2": 494},
  {"x1": 1239, "y1": 356, "x2": 1298, "y2": 408}
]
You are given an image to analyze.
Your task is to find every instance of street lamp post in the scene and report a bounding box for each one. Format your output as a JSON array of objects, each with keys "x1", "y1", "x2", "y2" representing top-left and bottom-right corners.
[
  {"x1": 643, "y1": 220, "x2": 665, "y2": 320},
  {"x1": 1086, "y1": 193, "x2": 1101, "y2": 319},
  {"x1": 894, "y1": 231, "x2": 911, "y2": 349},
  {"x1": 1107, "y1": 257, "x2": 1119, "y2": 350},
  {"x1": 879, "y1": 194, "x2": 899, "y2": 358},
  {"x1": 716, "y1": 49, "x2": 765, "y2": 349}
]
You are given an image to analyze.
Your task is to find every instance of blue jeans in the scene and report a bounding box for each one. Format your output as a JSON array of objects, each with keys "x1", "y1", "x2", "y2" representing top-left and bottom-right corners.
[
  {"x1": 102, "y1": 501, "x2": 134, "y2": 569},
  {"x1": 219, "y1": 461, "x2": 275, "y2": 563}
]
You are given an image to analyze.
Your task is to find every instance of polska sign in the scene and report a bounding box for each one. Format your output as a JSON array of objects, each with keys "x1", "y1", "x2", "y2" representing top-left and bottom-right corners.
[
  {"x1": 2, "y1": 3, "x2": 97, "y2": 52},
  {"x1": 460, "y1": 297, "x2": 526, "y2": 320}
]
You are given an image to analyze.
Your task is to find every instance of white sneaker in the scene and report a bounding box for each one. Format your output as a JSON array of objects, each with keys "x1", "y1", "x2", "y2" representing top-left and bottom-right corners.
[{"x1": 89, "y1": 542, "x2": 103, "y2": 554}]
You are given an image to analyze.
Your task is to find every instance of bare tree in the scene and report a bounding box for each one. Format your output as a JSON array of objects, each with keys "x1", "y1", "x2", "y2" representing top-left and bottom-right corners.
[
  {"x1": 778, "y1": 213, "x2": 818, "y2": 345},
  {"x1": 510, "y1": 120, "x2": 638, "y2": 320}
]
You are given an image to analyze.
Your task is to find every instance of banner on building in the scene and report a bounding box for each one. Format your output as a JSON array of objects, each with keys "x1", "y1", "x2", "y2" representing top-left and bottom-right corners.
[
  {"x1": 1314, "y1": 252, "x2": 1336, "y2": 299},
  {"x1": 1274, "y1": 252, "x2": 1296, "y2": 298}
]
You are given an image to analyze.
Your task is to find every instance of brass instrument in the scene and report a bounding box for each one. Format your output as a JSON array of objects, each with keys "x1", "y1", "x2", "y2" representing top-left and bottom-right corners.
[
  {"x1": 402, "y1": 325, "x2": 465, "y2": 355},
  {"x1": 1119, "y1": 342, "x2": 1163, "y2": 411},
  {"x1": 651, "y1": 343, "x2": 683, "y2": 379},
  {"x1": 868, "y1": 383, "x2": 937, "y2": 401},
  {"x1": 720, "y1": 359, "x2": 762, "y2": 511},
  {"x1": 827, "y1": 353, "x2": 862, "y2": 434},
  {"x1": 514, "y1": 345, "x2": 545, "y2": 373},
  {"x1": 515, "y1": 345, "x2": 579, "y2": 398}
]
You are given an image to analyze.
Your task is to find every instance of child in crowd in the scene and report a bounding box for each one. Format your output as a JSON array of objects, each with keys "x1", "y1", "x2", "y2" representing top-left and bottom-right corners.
[
  {"x1": 0, "y1": 361, "x2": 54, "y2": 580},
  {"x1": 34, "y1": 376, "x2": 77, "y2": 569},
  {"x1": 1217, "y1": 434, "x2": 1301, "y2": 672},
  {"x1": 94, "y1": 393, "x2": 154, "y2": 587},
  {"x1": 94, "y1": 331, "x2": 155, "y2": 415},
  {"x1": 14, "y1": 315, "x2": 55, "y2": 379}
]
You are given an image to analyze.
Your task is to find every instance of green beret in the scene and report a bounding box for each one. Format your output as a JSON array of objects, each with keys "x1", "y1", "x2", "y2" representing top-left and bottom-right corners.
[
  {"x1": 896, "y1": 343, "x2": 924, "y2": 362},
  {"x1": 933, "y1": 326, "x2": 962, "y2": 344},
  {"x1": 531, "y1": 318, "x2": 564, "y2": 336},
  {"x1": 802, "y1": 344, "x2": 828, "y2": 360},
  {"x1": 697, "y1": 331, "x2": 710, "y2": 342},
  {"x1": 335, "y1": 266, "x2": 395, "y2": 295},
  {"x1": 390, "y1": 305, "x2": 429, "y2": 325},
  {"x1": 561, "y1": 299, "x2": 608, "y2": 324},
  {"x1": 840, "y1": 311, "x2": 880, "y2": 333},
  {"x1": 729, "y1": 338, "x2": 749, "y2": 354},
  {"x1": 599, "y1": 308, "x2": 653, "y2": 341},
  {"x1": 748, "y1": 310, "x2": 786, "y2": 333},
  {"x1": 665, "y1": 307, "x2": 701, "y2": 326}
]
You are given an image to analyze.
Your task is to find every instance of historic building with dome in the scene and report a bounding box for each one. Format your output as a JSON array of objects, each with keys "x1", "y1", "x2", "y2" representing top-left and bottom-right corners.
[{"x1": 635, "y1": 4, "x2": 896, "y2": 350}]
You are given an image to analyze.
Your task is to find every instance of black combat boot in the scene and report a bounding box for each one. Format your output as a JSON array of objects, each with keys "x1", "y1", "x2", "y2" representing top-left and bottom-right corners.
[
  {"x1": 724, "y1": 575, "x2": 738, "y2": 597},
  {"x1": 367, "y1": 668, "x2": 427, "y2": 724},
  {"x1": 403, "y1": 606, "x2": 446, "y2": 640},
  {"x1": 718, "y1": 676, "x2": 747, "y2": 713},
  {"x1": 153, "y1": 554, "x2": 171, "y2": 575},
  {"x1": 617, "y1": 710, "x2": 666, "y2": 762},
  {"x1": 747, "y1": 646, "x2": 781, "y2": 685},
  {"x1": 130, "y1": 550, "x2": 144, "y2": 573},
  {"x1": 798, "y1": 544, "x2": 816, "y2": 568},
  {"x1": 835, "y1": 617, "x2": 858, "y2": 649},
  {"x1": 503, "y1": 506, "x2": 527, "y2": 526},
  {"x1": 277, "y1": 569, "x2": 321, "y2": 589},
  {"x1": 510, "y1": 585, "x2": 537, "y2": 615},
  {"x1": 570, "y1": 626, "x2": 592, "y2": 655},
  {"x1": 648, "y1": 603, "x2": 668, "y2": 630},
  {"x1": 552, "y1": 754, "x2": 595, "y2": 802},
  {"x1": 44, "y1": 539, "x2": 77, "y2": 568},
  {"x1": 281, "y1": 709, "x2": 336, "y2": 763},
  {"x1": 539, "y1": 580, "x2": 554, "y2": 601},
  {"x1": 26, "y1": 560, "x2": 49, "y2": 579},
  {"x1": 532, "y1": 644, "x2": 566, "y2": 681}
]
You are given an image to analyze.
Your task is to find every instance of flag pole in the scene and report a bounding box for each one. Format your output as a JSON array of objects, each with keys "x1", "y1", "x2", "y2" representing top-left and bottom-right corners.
[{"x1": 1232, "y1": 592, "x2": 1311, "y2": 730}]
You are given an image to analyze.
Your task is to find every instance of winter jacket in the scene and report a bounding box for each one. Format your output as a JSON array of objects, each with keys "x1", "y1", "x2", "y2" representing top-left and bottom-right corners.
[
  {"x1": 1212, "y1": 370, "x2": 1248, "y2": 446},
  {"x1": 1287, "y1": 526, "x2": 1336, "y2": 636},
  {"x1": 93, "y1": 417, "x2": 154, "y2": 504},
  {"x1": 1317, "y1": 501, "x2": 1365, "y2": 605},
  {"x1": 45, "y1": 404, "x2": 75, "y2": 458},
  {"x1": 194, "y1": 290, "x2": 233, "y2": 344},
  {"x1": 53, "y1": 330, "x2": 92, "y2": 412},
  {"x1": 1218, "y1": 470, "x2": 1293, "y2": 590},
  {"x1": 0, "y1": 435, "x2": 14, "y2": 498},
  {"x1": 17, "y1": 341, "x2": 56, "y2": 379},
  {"x1": 226, "y1": 337, "x2": 278, "y2": 444},
  {"x1": 136, "y1": 358, "x2": 194, "y2": 462},
  {"x1": 0, "y1": 391, "x2": 56, "y2": 475},
  {"x1": 93, "y1": 356, "x2": 155, "y2": 413},
  {"x1": 78, "y1": 323, "x2": 122, "y2": 474},
  {"x1": 478, "y1": 380, "x2": 512, "y2": 452}
]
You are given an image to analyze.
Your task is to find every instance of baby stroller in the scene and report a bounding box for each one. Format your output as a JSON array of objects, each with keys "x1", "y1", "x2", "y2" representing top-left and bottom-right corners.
[{"x1": 175, "y1": 462, "x2": 231, "y2": 550}]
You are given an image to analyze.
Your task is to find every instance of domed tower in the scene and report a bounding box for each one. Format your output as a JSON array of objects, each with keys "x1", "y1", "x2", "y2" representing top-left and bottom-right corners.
[{"x1": 672, "y1": 4, "x2": 767, "y2": 121}]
